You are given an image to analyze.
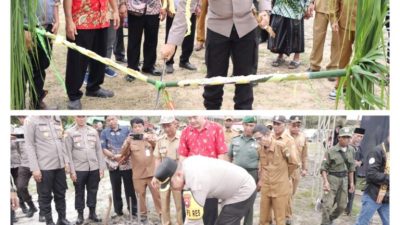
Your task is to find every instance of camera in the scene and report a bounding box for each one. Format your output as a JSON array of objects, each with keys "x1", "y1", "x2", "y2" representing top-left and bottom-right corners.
[{"x1": 130, "y1": 133, "x2": 144, "y2": 140}]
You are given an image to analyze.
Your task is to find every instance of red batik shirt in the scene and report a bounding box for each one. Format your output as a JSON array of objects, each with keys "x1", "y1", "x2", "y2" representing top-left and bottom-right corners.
[
  {"x1": 72, "y1": 0, "x2": 110, "y2": 29},
  {"x1": 178, "y1": 120, "x2": 227, "y2": 158}
]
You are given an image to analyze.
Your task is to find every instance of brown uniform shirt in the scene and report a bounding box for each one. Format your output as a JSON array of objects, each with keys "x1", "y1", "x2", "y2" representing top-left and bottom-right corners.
[
  {"x1": 291, "y1": 132, "x2": 308, "y2": 171},
  {"x1": 24, "y1": 116, "x2": 69, "y2": 172},
  {"x1": 336, "y1": 0, "x2": 358, "y2": 31},
  {"x1": 258, "y1": 138, "x2": 298, "y2": 197},
  {"x1": 154, "y1": 132, "x2": 180, "y2": 160},
  {"x1": 273, "y1": 131, "x2": 299, "y2": 176},
  {"x1": 223, "y1": 128, "x2": 239, "y2": 146},
  {"x1": 121, "y1": 137, "x2": 156, "y2": 179},
  {"x1": 65, "y1": 125, "x2": 106, "y2": 174}
]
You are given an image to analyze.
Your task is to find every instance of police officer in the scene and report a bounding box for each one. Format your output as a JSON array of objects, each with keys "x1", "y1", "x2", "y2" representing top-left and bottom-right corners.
[
  {"x1": 24, "y1": 116, "x2": 71, "y2": 225},
  {"x1": 151, "y1": 116, "x2": 183, "y2": 225},
  {"x1": 271, "y1": 115, "x2": 299, "y2": 225},
  {"x1": 355, "y1": 136, "x2": 389, "y2": 225},
  {"x1": 320, "y1": 127, "x2": 355, "y2": 225},
  {"x1": 13, "y1": 116, "x2": 39, "y2": 218},
  {"x1": 345, "y1": 127, "x2": 365, "y2": 215},
  {"x1": 161, "y1": 0, "x2": 272, "y2": 109},
  {"x1": 120, "y1": 117, "x2": 162, "y2": 224},
  {"x1": 223, "y1": 116, "x2": 239, "y2": 145},
  {"x1": 286, "y1": 116, "x2": 308, "y2": 225},
  {"x1": 65, "y1": 116, "x2": 106, "y2": 224},
  {"x1": 253, "y1": 124, "x2": 299, "y2": 225},
  {"x1": 155, "y1": 156, "x2": 257, "y2": 225},
  {"x1": 228, "y1": 116, "x2": 259, "y2": 225}
]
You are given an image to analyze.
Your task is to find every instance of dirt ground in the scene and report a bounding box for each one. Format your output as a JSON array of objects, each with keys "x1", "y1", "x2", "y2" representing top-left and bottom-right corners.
[
  {"x1": 14, "y1": 143, "x2": 385, "y2": 225},
  {"x1": 40, "y1": 13, "x2": 350, "y2": 110}
]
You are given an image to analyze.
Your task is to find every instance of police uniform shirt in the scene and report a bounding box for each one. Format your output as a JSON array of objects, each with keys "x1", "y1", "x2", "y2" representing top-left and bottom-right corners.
[
  {"x1": 120, "y1": 137, "x2": 156, "y2": 179},
  {"x1": 24, "y1": 116, "x2": 69, "y2": 172},
  {"x1": 10, "y1": 126, "x2": 22, "y2": 168},
  {"x1": 320, "y1": 144, "x2": 356, "y2": 173},
  {"x1": 65, "y1": 124, "x2": 106, "y2": 174},
  {"x1": 182, "y1": 156, "x2": 256, "y2": 224},
  {"x1": 154, "y1": 132, "x2": 181, "y2": 160},
  {"x1": 228, "y1": 135, "x2": 259, "y2": 169},
  {"x1": 12, "y1": 125, "x2": 30, "y2": 168},
  {"x1": 167, "y1": 0, "x2": 272, "y2": 46}
]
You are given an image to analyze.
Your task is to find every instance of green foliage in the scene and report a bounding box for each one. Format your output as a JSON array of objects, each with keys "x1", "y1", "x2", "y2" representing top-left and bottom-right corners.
[
  {"x1": 336, "y1": 0, "x2": 390, "y2": 109},
  {"x1": 11, "y1": 0, "x2": 39, "y2": 109}
]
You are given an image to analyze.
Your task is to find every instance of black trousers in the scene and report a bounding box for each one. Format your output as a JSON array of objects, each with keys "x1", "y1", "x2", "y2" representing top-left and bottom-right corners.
[
  {"x1": 203, "y1": 198, "x2": 218, "y2": 225},
  {"x1": 127, "y1": 14, "x2": 160, "y2": 71},
  {"x1": 36, "y1": 169, "x2": 67, "y2": 217},
  {"x1": 11, "y1": 168, "x2": 25, "y2": 205},
  {"x1": 204, "y1": 27, "x2": 258, "y2": 110},
  {"x1": 22, "y1": 24, "x2": 53, "y2": 109},
  {"x1": 74, "y1": 170, "x2": 100, "y2": 211},
  {"x1": 65, "y1": 28, "x2": 108, "y2": 101},
  {"x1": 16, "y1": 166, "x2": 33, "y2": 203},
  {"x1": 109, "y1": 169, "x2": 137, "y2": 214},
  {"x1": 215, "y1": 191, "x2": 257, "y2": 225},
  {"x1": 165, "y1": 13, "x2": 196, "y2": 65},
  {"x1": 114, "y1": 25, "x2": 126, "y2": 59}
]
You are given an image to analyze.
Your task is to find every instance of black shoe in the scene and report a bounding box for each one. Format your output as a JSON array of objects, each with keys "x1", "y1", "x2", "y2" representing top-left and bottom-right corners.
[
  {"x1": 165, "y1": 64, "x2": 174, "y2": 74},
  {"x1": 89, "y1": 208, "x2": 102, "y2": 222},
  {"x1": 306, "y1": 67, "x2": 320, "y2": 72},
  {"x1": 125, "y1": 74, "x2": 136, "y2": 82},
  {"x1": 86, "y1": 88, "x2": 114, "y2": 98},
  {"x1": 26, "y1": 201, "x2": 38, "y2": 218},
  {"x1": 45, "y1": 214, "x2": 55, "y2": 225},
  {"x1": 11, "y1": 210, "x2": 18, "y2": 223},
  {"x1": 142, "y1": 68, "x2": 162, "y2": 76},
  {"x1": 39, "y1": 214, "x2": 46, "y2": 222},
  {"x1": 286, "y1": 219, "x2": 292, "y2": 225},
  {"x1": 115, "y1": 57, "x2": 127, "y2": 63},
  {"x1": 56, "y1": 218, "x2": 71, "y2": 225},
  {"x1": 21, "y1": 202, "x2": 29, "y2": 214},
  {"x1": 75, "y1": 210, "x2": 84, "y2": 225},
  {"x1": 179, "y1": 62, "x2": 197, "y2": 71},
  {"x1": 67, "y1": 99, "x2": 82, "y2": 110}
]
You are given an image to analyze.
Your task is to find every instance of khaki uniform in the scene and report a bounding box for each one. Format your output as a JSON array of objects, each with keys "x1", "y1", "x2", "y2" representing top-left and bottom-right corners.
[
  {"x1": 259, "y1": 136, "x2": 299, "y2": 225},
  {"x1": 154, "y1": 133, "x2": 183, "y2": 225},
  {"x1": 120, "y1": 136, "x2": 162, "y2": 217},
  {"x1": 223, "y1": 128, "x2": 239, "y2": 146},
  {"x1": 320, "y1": 144, "x2": 356, "y2": 225},
  {"x1": 309, "y1": 0, "x2": 340, "y2": 71},
  {"x1": 196, "y1": 0, "x2": 208, "y2": 43}
]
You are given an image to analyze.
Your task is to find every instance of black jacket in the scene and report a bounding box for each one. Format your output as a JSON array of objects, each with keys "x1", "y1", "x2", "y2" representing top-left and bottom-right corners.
[{"x1": 365, "y1": 140, "x2": 390, "y2": 204}]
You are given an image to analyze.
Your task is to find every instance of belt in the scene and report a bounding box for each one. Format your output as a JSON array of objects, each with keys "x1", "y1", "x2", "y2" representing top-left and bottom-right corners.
[{"x1": 329, "y1": 171, "x2": 348, "y2": 177}]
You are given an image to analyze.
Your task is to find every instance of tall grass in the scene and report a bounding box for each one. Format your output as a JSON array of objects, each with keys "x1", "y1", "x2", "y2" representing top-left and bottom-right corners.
[
  {"x1": 11, "y1": 0, "x2": 38, "y2": 109},
  {"x1": 336, "y1": 0, "x2": 390, "y2": 109}
]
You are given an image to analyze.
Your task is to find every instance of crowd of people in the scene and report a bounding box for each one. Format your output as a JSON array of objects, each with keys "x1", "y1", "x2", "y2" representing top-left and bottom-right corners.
[
  {"x1": 10, "y1": 115, "x2": 389, "y2": 225},
  {"x1": 20, "y1": 0, "x2": 383, "y2": 110}
]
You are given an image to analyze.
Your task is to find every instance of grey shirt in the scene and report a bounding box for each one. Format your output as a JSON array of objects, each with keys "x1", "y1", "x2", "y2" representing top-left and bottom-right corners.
[
  {"x1": 65, "y1": 125, "x2": 106, "y2": 174},
  {"x1": 11, "y1": 125, "x2": 30, "y2": 168},
  {"x1": 168, "y1": 0, "x2": 272, "y2": 45},
  {"x1": 24, "y1": 116, "x2": 69, "y2": 172},
  {"x1": 10, "y1": 125, "x2": 21, "y2": 169},
  {"x1": 183, "y1": 156, "x2": 256, "y2": 225}
]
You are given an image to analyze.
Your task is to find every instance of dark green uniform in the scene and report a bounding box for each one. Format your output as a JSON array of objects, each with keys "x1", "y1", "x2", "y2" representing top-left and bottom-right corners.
[
  {"x1": 228, "y1": 134, "x2": 259, "y2": 225},
  {"x1": 320, "y1": 144, "x2": 356, "y2": 225}
]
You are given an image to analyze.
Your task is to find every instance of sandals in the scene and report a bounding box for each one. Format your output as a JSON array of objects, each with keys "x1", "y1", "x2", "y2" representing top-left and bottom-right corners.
[
  {"x1": 272, "y1": 58, "x2": 285, "y2": 67},
  {"x1": 288, "y1": 60, "x2": 301, "y2": 69}
]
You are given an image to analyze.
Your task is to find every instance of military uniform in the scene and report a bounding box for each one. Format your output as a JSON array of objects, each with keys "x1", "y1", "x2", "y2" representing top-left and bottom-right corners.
[
  {"x1": 309, "y1": 0, "x2": 340, "y2": 71},
  {"x1": 24, "y1": 116, "x2": 70, "y2": 225},
  {"x1": 259, "y1": 135, "x2": 299, "y2": 225},
  {"x1": 65, "y1": 124, "x2": 106, "y2": 222},
  {"x1": 120, "y1": 135, "x2": 162, "y2": 219},
  {"x1": 228, "y1": 133, "x2": 259, "y2": 225},
  {"x1": 320, "y1": 135, "x2": 355, "y2": 225},
  {"x1": 154, "y1": 132, "x2": 183, "y2": 225}
]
